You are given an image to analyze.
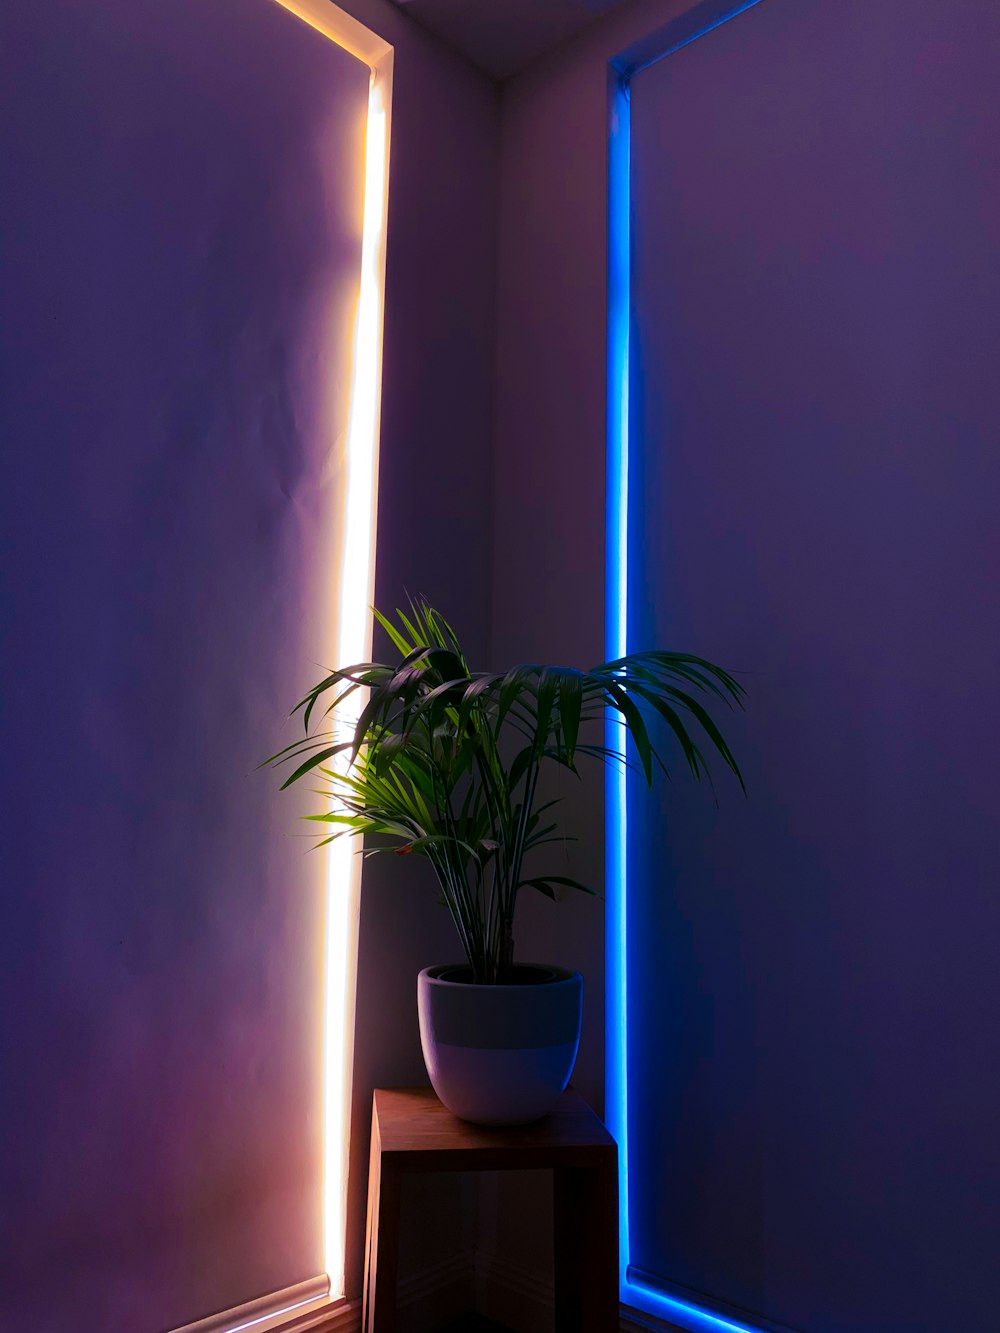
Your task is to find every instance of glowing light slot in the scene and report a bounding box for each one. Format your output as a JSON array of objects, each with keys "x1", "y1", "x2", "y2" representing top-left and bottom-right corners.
[
  {"x1": 323, "y1": 68, "x2": 390, "y2": 1295},
  {"x1": 268, "y1": 0, "x2": 392, "y2": 1304},
  {"x1": 629, "y1": 1273, "x2": 765, "y2": 1333},
  {"x1": 607, "y1": 4, "x2": 767, "y2": 1332},
  {"x1": 606, "y1": 69, "x2": 631, "y2": 1288}
]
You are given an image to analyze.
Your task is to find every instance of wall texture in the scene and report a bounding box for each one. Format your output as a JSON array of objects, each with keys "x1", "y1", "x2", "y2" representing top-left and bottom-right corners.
[
  {"x1": 490, "y1": 0, "x2": 728, "y2": 1111},
  {"x1": 0, "y1": 2, "x2": 367, "y2": 1325},
  {"x1": 6, "y1": 0, "x2": 998, "y2": 1325},
  {"x1": 0, "y1": 0, "x2": 498, "y2": 1327},
  {"x1": 628, "y1": 2, "x2": 1000, "y2": 1328},
  {"x1": 494, "y1": 0, "x2": 1000, "y2": 1330},
  {"x1": 343, "y1": 0, "x2": 500, "y2": 1300}
]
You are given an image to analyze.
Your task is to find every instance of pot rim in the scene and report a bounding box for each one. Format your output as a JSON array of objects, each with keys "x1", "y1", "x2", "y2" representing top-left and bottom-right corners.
[{"x1": 420, "y1": 963, "x2": 581, "y2": 990}]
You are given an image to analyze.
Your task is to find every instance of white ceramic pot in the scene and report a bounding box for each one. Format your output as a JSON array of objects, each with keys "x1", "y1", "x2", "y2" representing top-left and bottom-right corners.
[{"x1": 417, "y1": 963, "x2": 583, "y2": 1125}]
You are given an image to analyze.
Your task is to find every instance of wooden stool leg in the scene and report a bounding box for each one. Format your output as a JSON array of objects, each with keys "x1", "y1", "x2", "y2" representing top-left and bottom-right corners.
[
  {"x1": 553, "y1": 1151, "x2": 619, "y2": 1332},
  {"x1": 363, "y1": 1131, "x2": 400, "y2": 1333}
]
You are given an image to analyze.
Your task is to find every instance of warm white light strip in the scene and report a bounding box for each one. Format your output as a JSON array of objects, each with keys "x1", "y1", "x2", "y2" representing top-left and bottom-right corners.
[
  {"x1": 323, "y1": 66, "x2": 390, "y2": 1294},
  {"x1": 269, "y1": 0, "x2": 392, "y2": 1301}
]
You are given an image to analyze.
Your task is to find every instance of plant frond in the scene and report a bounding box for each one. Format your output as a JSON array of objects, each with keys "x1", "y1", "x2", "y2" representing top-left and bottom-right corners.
[{"x1": 265, "y1": 598, "x2": 746, "y2": 982}]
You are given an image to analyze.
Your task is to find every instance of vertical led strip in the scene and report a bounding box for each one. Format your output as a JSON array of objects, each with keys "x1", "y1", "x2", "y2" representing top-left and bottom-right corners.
[
  {"x1": 270, "y1": 0, "x2": 392, "y2": 1301},
  {"x1": 608, "y1": 4, "x2": 766, "y2": 1333},
  {"x1": 605, "y1": 67, "x2": 632, "y2": 1291},
  {"x1": 323, "y1": 64, "x2": 390, "y2": 1294}
]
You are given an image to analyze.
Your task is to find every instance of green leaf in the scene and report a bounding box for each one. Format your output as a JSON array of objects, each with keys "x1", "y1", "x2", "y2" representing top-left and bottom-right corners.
[
  {"x1": 268, "y1": 599, "x2": 746, "y2": 982},
  {"x1": 278, "y1": 743, "x2": 353, "y2": 789},
  {"x1": 374, "y1": 607, "x2": 413, "y2": 656},
  {"x1": 520, "y1": 875, "x2": 598, "y2": 898},
  {"x1": 557, "y1": 668, "x2": 583, "y2": 762},
  {"x1": 605, "y1": 680, "x2": 654, "y2": 784}
]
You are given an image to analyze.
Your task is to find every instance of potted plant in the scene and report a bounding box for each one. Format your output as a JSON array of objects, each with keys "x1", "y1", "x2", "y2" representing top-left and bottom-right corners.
[{"x1": 266, "y1": 600, "x2": 744, "y2": 1125}]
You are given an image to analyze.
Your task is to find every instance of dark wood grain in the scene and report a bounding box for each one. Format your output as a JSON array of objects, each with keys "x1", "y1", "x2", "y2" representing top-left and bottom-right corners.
[
  {"x1": 363, "y1": 1111, "x2": 400, "y2": 1333},
  {"x1": 435, "y1": 1319, "x2": 513, "y2": 1332},
  {"x1": 553, "y1": 1156, "x2": 619, "y2": 1332},
  {"x1": 373, "y1": 1086, "x2": 615, "y2": 1171},
  {"x1": 363, "y1": 1088, "x2": 619, "y2": 1331}
]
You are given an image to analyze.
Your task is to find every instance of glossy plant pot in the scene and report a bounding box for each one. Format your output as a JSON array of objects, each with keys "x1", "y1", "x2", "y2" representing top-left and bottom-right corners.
[{"x1": 417, "y1": 963, "x2": 583, "y2": 1125}]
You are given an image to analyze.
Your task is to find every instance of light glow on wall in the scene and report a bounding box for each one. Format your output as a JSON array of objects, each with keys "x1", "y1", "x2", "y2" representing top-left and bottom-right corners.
[
  {"x1": 269, "y1": 0, "x2": 392, "y2": 1303},
  {"x1": 606, "y1": 4, "x2": 765, "y2": 1332},
  {"x1": 323, "y1": 67, "x2": 390, "y2": 1295}
]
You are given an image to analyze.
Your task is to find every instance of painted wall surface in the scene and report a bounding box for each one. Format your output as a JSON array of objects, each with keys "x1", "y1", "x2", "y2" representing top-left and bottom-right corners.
[
  {"x1": 333, "y1": 0, "x2": 500, "y2": 1305},
  {"x1": 482, "y1": 0, "x2": 694, "y2": 1291},
  {"x1": 494, "y1": 0, "x2": 1000, "y2": 1329},
  {"x1": 628, "y1": 2, "x2": 1000, "y2": 1328},
  {"x1": 491, "y1": 0, "x2": 725, "y2": 1117},
  {"x1": 0, "y1": 0, "x2": 497, "y2": 1327},
  {"x1": 0, "y1": 2, "x2": 367, "y2": 1325}
]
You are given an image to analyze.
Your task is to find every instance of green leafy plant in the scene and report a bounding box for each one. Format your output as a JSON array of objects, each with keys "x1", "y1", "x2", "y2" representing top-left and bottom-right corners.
[{"x1": 266, "y1": 600, "x2": 745, "y2": 984}]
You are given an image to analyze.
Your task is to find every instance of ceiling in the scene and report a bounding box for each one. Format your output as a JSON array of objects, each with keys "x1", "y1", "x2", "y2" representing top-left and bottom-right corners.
[{"x1": 389, "y1": 0, "x2": 632, "y2": 80}]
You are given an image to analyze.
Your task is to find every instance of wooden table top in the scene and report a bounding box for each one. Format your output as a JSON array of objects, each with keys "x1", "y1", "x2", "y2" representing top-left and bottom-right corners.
[{"x1": 371, "y1": 1087, "x2": 616, "y2": 1173}]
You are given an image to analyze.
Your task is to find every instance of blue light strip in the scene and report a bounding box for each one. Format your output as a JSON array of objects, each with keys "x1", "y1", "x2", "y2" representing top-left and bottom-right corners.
[
  {"x1": 606, "y1": 68, "x2": 632, "y2": 1287},
  {"x1": 606, "y1": 4, "x2": 769, "y2": 1332},
  {"x1": 628, "y1": 1273, "x2": 765, "y2": 1333}
]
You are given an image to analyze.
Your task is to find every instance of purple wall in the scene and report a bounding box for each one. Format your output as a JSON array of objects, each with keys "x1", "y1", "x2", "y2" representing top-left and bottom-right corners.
[
  {"x1": 9, "y1": 0, "x2": 996, "y2": 1323},
  {"x1": 629, "y1": 2, "x2": 1000, "y2": 1328},
  {"x1": 494, "y1": 0, "x2": 1000, "y2": 1328},
  {"x1": 0, "y1": 0, "x2": 498, "y2": 1326},
  {"x1": 346, "y1": 0, "x2": 500, "y2": 1298},
  {"x1": 0, "y1": 2, "x2": 366, "y2": 1325}
]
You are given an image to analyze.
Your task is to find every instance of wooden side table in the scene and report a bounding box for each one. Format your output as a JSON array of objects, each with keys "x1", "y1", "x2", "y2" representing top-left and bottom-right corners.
[{"x1": 363, "y1": 1087, "x2": 618, "y2": 1333}]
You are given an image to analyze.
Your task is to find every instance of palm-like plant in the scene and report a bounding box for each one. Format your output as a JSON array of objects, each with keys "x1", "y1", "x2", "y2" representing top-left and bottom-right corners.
[{"x1": 266, "y1": 600, "x2": 745, "y2": 984}]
